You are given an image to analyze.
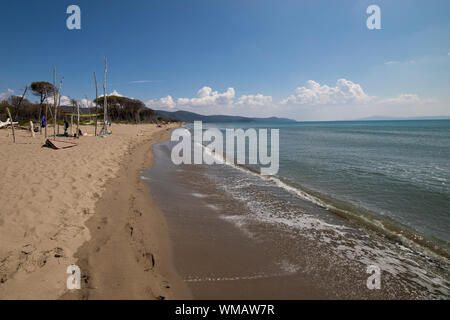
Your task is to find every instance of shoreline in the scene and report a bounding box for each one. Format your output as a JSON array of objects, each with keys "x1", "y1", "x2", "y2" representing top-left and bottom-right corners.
[
  {"x1": 61, "y1": 125, "x2": 191, "y2": 300},
  {"x1": 146, "y1": 140, "x2": 328, "y2": 299},
  {"x1": 146, "y1": 139, "x2": 450, "y2": 299}
]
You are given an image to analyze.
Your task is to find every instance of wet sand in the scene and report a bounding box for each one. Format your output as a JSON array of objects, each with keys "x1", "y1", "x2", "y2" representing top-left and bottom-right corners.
[
  {"x1": 145, "y1": 140, "x2": 449, "y2": 300},
  {"x1": 146, "y1": 142, "x2": 327, "y2": 299}
]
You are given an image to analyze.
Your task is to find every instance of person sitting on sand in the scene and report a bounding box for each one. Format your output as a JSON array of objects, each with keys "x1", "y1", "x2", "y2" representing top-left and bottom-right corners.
[{"x1": 78, "y1": 128, "x2": 83, "y2": 137}]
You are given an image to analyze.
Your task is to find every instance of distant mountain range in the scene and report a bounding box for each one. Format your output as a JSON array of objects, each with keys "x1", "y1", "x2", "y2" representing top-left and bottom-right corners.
[
  {"x1": 356, "y1": 115, "x2": 450, "y2": 121},
  {"x1": 155, "y1": 110, "x2": 296, "y2": 123},
  {"x1": 154, "y1": 110, "x2": 450, "y2": 123}
]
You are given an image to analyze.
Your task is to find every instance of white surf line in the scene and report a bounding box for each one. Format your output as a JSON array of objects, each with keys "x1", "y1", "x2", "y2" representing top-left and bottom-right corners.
[
  {"x1": 198, "y1": 141, "x2": 330, "y2": 209},
  {"x1": 183, "y1": 271, "x2": 296, "y2": 283}
]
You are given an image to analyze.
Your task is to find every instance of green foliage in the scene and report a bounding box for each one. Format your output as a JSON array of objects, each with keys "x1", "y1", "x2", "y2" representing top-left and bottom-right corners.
[
  {"x1": 1, "y1": 83, "x2": 170, "y2": 124},
  {"x1": 95, "y1": 95, "x2": 157, "y2": 123},
  {"x1": 30, "y1": 81, "x2": 56, "y2": 103},
  {"x1": 1, "y1": 95, "x2": 44, "y2": 122}
]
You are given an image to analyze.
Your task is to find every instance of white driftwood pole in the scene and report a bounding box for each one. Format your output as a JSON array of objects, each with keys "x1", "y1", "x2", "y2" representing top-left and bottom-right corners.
[
  {"x1": 13, "y1": 86, "x2": 28, "y2": 120},
  {"x1": 103, "y1": 57, "x2": 108, "y2": 134},
  {"x1": 44, "y1": 96, "x2": 48, "y2": 139},
  {"x1": 53, "y1": 67, "x2": 57, "y2": 140},
  {"x1": 30, "y1": 121, "x2": 35, "y2": 138},
  {"x1": 94, "y1": 72, "x2": 99, "y2": 136},
  {"x1": 6, "y1": 108, "x2": 16, "y2": 143},
  {"x1": 56, "y1": 77, "x2": 64, "y2": 136},
  {"x1": 76, "y1": 101, "x2": 80, "y2": 138},
  {"x1": 38, "y1": 104, "x2": 42, "y2": 135}
]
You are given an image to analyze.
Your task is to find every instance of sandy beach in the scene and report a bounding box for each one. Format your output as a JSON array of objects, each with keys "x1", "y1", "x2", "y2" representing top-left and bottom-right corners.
[{"x1": 0, "y1": 123, "x2": 190, "y2": 299}]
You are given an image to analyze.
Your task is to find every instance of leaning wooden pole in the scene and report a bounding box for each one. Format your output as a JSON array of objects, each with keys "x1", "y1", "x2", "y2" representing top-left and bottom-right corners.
[
  {"x1": 70, "y1": 115, "x2": 73, "y2": 136},
  {"x1": 94, "y1": 72, "x2": 99, "y2": 136},
  {"x1": 76, "y1": 101, "x2": 80, "y2": 138},
  {"x1": 57, "y1": 93, "x2": 61, "y2": 135},
  {"x1": 45, "y1": 100, "x2": 48, "y2": 138},
  {"x1": 56, "y1": 77, "x2": 64, "y2": 136},
  {"x1": 30, "y1": 121, "x2": 35, "y2": 138},
  {"x1": 103, "y1": 57, "x2": 108, "y2": 134},
  {"x1": 13, "y1": 86, "x2": 28, "y2": 120},
  {"x1": 53, "y1": 67, "x2": 57, "y2": 140},
  {"x1": 38, "y1": 104, "x2": 42, "y2": 135},
  {"x1": 6, "y1": 108, "x2": 16, "y2": 143}
]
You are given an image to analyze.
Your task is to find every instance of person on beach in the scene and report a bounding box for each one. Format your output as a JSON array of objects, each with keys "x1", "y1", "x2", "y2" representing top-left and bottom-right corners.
[
  {"x1": 64, "y1": 119, "x2": 69, "y2": 136},
  {"x1": 41, "y1": 115, "x2": 46, "y2": 129}
]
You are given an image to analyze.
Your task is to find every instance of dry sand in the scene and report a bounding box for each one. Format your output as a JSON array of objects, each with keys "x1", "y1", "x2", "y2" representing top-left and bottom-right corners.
[{"x1": 0, "y1": 123, "x2": 190, "y2": 299}]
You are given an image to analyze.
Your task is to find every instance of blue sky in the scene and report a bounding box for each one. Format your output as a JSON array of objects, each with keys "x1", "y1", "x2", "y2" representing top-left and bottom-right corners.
[{"x1": 0, "y1": 0, "x2": 449, "y2": 120}]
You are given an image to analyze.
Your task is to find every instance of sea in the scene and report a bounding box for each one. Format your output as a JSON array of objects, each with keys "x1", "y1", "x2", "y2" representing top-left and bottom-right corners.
[{"x1": 144, "y1": 120, "x2": 450, "y2": 299}]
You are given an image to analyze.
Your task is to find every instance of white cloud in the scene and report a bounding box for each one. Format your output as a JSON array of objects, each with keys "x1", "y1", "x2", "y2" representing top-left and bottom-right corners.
[
  {"x1": 177, "y1": 87, "x2": 236, "y2": 107},
  {"x1": 379, "y1": 94, "x2": 437, "y2": 105},
  {"x1": 46, "y1": 90, "x2": 132, "y2": 109},
  {"x1": 280, "y1": 79, "x2": 373, "y2": 106},
  {"x1": 236, "y1": 94, "x2": 273, "y2": 106},
  {"x1": 81, "y1": 98, "x2": 96, "y2": 108},
  {"x1": 130, "y1": 80, "x2": 155, "y2": 84},
  {"x1": 45, "y1": 95, "x2": 72, "y2": 106},
  {"x1": 146, "y1": 86, "x2": 273, "y2": 116},
  {"x1": 109, "y1": 90, "x2": 123, "y2": 97},
  {"x1": 45, "y1": 95, "x2": 95, "y2": 107},
  {"x1": 278, "y1": 80, "x2": 442, "y2": 121},
  {"x1": 385, "y1": 59, "x2": 416, "y2": 66},
  {"x1": 0, "y1": 89, "x2": 14, "y2": 101},
  {"x1": 59, "y1": 96, "x2": 73, "y2": 106},
  {"x1": 144, "y1": 79, "x2": 443, "y2": 120},
  {"x1": 280, "y1": 79, "x2": 436, "y2": 108},
  {"x1": 146, "y1": 95, "x2": 177, "y2": 110}
]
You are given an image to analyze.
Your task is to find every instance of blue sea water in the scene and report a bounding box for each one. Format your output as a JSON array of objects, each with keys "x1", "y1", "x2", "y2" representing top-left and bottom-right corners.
[
  {"x1": 201, "y1": 120, "x2": 450, "y2": 249},
  {"x1": 148, "y1": 119, "x2": 450, "y2": 298}
]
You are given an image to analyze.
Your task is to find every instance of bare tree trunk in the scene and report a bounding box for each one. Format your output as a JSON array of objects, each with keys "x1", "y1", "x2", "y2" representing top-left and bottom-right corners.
[
  {"x1": 103, "y1": 57, "x2": 108, "y2": 134},
  {"x1": 71, "y1": 115, "x2": 73, "y2": 136},
  {"x1": 13, "y1": 86, "x2": 28, "y2": 120},
  {"x1": 6, "y1": 108, "x2": 16, "y2": 143},
  {"x1": 57, "y1": 96, "x2": 61, "y2": 135},
  {"x1": 39, "y1": 93, "x2": 44, "y2": 135},
  {"x1": 48, "y1": 104, "x2": 54, "y2": 118},
  {"x1": 43, "y1": 90, "x2": 49, "y2": 138},
  {"x1": 52, "y1": 69, "x2": 64, "y2": 140},
  {"x1": 84, "y1": 95, "x2": 90, "y2": 134},
  {"x1": 38, "y1": 98, "x2": 42, "y2": 135},
  {"x1": 56, "y1": 77, "x2": 64, "y2": 137},
  {"x1": 94, "y1": 72, "x2": 99, "y2": 136},
  {"x1": 30, "y1": 121, "x2": 35, "y2": 138},
  {"x1": 57, "y1": 101, "x2": 60, "y2": 135},
  {"x1": 45, "y1": 103, "x2": 48, "y2": 138},
  {"x1": 76, "y1": 101, "x2": 80, "y2": 138},
  {"x1": 53, "y1": 68, "x2": 57, "y2": 140}
]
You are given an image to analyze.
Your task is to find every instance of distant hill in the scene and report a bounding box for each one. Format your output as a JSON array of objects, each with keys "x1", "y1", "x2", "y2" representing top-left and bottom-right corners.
[
  {"x1": 155, "y1": 110, "x2": 296, "y2": 123},
  {"x1": 357, "y1": 115, "x2": 450, "y2": 121}
]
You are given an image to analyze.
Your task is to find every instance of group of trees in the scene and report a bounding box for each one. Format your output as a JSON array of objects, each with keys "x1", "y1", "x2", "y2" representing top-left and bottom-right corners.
[
  {"x1": 94, "y1": 96, "x2": 156, "y2": 123},
  {"x1": 95, "y1": 95, "x2": 158, "y2": 123},
  {"x1": 0, "y1": 96, "x2": 38, "y2": 123},
  {"x1": 1, "y1": 82, "x2": 167, "y2": 125},
  {"x1": 0, "y1": 82, "x2": 56, "y2": 124}
]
